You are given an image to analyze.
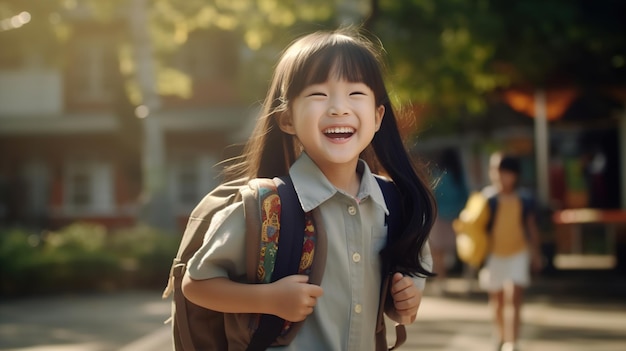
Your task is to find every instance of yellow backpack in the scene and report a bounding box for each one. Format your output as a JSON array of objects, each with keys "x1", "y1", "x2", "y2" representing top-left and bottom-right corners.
[{"x1": 452, "y1": 191, "x2": 492, "y2": 268}]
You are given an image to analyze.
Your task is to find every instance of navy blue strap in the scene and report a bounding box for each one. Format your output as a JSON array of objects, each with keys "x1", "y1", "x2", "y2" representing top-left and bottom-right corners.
[
  {"x1": 247, "y1": 176, "x2": 304, "y2": 351},
  {"x1": 272, "y1": 175, "x2": 306, "y2": 281},
  {"x1": 375, "y1": 176, "x2": 402, "y2": 273},
  {"x1": 521, "y1": 195, "x2": 534, "y2": 223},
  {"x1": 374, "y1": 176, "x2": 409, "y2": 350},
  {"x1": 487, "y1": 195, "x2": 498, "y2": 233}
]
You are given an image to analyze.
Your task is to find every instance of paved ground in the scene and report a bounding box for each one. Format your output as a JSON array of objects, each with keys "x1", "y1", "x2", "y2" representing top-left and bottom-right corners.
[
  {"x1": 1, "y1": 270, "x2": 625, "y2": 351},
  {"x1": 405, "y1": 292, "x2": 626, "y2": 351},
  {"x1": 0, "y1": 291, "x2": 171, "y2": 351}
]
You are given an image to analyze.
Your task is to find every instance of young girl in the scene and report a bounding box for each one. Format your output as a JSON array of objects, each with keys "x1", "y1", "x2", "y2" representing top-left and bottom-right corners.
[{"x1": 182, "y1": 28, "x2": 435, "y2": 350}]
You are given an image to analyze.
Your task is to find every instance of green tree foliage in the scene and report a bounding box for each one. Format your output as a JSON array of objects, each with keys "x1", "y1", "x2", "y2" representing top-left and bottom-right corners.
[
  {"x1": 145, "y1": 0, "x2": 335, "y2": 50},
  {"x1": 369, "y1": 0, "x2": 626, "y2": 126},
  {"x1": 3, "y1": 0, "x2": 623, "y2": 128},
  {"x1": 0, "y1": 0, "x2": 338, "y2": 102},
  {"x1": 0, "y1": 0, "x2": 65, "y2": 66},
  {"x1": 138, "y1": 0, "x2": 338, "y2": 101}
]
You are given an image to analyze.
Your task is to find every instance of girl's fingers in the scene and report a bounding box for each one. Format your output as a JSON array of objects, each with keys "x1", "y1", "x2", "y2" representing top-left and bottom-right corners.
[
  {"x1": 391, "y1": 275, "x2": 412, "y2": 294},
  {"x1": 393, "y1": 272, "x2": 404, "y2": 283}
]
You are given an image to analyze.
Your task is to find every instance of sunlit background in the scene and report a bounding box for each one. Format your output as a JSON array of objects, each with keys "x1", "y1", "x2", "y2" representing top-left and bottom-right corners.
[
  {"x1": 0, "y1": 0, "x2": 626, "y2": 350},
  {"x1": 0, "y1": 0, "x2": 625, "y2": 349}
]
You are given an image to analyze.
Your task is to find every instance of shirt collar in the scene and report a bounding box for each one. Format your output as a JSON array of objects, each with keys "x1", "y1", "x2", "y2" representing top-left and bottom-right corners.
[{"x1": 289, "y1": 153, "x2": 389, "y2": 214}]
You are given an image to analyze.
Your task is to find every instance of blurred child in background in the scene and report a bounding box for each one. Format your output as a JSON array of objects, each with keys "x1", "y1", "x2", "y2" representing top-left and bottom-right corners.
[{"x1": 480, "y1": 152, "x2": 542, "y2": 351}]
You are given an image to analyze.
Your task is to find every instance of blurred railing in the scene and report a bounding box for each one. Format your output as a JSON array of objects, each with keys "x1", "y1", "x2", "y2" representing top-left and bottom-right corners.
[{"x1": 552, "y1": 209, "x2": 626, "y2": 269}]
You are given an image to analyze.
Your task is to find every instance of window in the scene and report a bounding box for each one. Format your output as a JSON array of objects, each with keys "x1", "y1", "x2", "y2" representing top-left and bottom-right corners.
[
  {"x1": 21, "y1": 161, "x2": 50, "y2": 217},
  {"x1": 66, "y1": 32, "x2": 118, "y2": 106},
  {"x1": 64, "y1": 159, "x2": 113, "y2": 214},
  {"x1": 70, "y1": 171, "x2": 91, "y2": 207},
  {"x1": 169, "y1": 155, "x2": 218, "y2": 213},
  {"x1": 176, "y1": 159, "x2": 200, "y2": 206}
]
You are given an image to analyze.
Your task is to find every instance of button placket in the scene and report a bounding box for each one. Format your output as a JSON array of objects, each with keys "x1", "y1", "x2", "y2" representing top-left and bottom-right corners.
[{"x1": 344, "y1": 198, "x2": 364, "y2": 350}]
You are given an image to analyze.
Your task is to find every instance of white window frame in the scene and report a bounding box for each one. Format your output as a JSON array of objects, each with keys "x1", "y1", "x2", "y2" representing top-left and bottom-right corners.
[
  {"x1": 169, "y1": 154, "x2": 218, "y2": 214},
  {"x1": 21, "y1": 160, "x2": 50, "y2": 217},
  {"x1": 70, "y1": 37, "x2": 115, "y2": 103},
  {"x1": 63, "y1": 158, "x2": 114, "y2": 215}
]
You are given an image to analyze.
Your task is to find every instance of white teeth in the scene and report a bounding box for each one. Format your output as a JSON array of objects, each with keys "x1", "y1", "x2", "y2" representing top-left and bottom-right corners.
[{"x1": 323, "y1": 127, "x2": 355, "y2": 134}]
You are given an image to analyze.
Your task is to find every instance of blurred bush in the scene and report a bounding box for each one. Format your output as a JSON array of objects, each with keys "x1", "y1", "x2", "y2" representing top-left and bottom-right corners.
[{"x1": 0, "y1": 223, "x2": 179, "y2": 297}]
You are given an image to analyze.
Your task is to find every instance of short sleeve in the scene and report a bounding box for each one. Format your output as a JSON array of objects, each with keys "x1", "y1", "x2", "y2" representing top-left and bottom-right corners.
[
  {"x1": 186, "y1": 201, "x2": 247, "y2": 281},
  {"x1": 412, "y1": 241, "x2": 433, "y2": 290}
]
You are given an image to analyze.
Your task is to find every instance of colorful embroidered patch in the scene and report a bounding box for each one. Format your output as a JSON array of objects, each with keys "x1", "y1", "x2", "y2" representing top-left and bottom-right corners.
[
  {"x1": 253, "y1": 180, "x2": 317, "y2": 337},
  {"x1": 257, "y1": 187, "x2": 281, "y2": 283}
]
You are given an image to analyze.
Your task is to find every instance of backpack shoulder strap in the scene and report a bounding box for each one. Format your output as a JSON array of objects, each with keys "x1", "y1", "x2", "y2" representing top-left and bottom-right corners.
[
  {"x1": 486, "y1": 194, "x2": 498, "y2": 233},
  {"x1": 374, "y1": 175, "x2": 407, "y2": 351},
  {"x1": 518, "y1": 190, "x2": 535, "y2": 220},
  {"x1": 519, "y1": 191, "x2": 535, "y2": 239},
  {"x1": 244, "y1": 176, "x2": 318, "y2": 351},
  {"x1": 375, "y1": 176, "x2": 402, "y2": 251}
]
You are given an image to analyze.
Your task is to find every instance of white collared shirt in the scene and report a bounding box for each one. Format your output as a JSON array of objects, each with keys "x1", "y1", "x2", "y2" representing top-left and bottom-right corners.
[{"x1": 187, "y1": 153, "x2": 429, "y2": 351}]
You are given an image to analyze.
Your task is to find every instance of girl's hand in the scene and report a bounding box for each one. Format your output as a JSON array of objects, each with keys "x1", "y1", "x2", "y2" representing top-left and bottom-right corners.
[
  {"x1": 389, "y1": 272, "x2": 421, "y2": 324},
  {"x1": 270, "y1": 275, "x2": 324, "y2": 322}
]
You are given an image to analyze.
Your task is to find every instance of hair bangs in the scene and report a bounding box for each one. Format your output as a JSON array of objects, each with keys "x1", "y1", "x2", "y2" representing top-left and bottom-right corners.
[{"x1": 285, "y1": 34, "x2": 386, "y2": 104}]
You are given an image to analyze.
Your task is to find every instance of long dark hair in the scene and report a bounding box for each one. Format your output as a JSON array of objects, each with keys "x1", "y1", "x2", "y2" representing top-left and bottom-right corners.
[{"x1": 226, "y1": 29, "x2": 435, "y2": 277}]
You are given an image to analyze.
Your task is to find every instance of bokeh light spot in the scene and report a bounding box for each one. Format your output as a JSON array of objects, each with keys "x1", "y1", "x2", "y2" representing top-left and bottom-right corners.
[{"x1": 135, "y1": 105, "x2": 150, "y2": 119}]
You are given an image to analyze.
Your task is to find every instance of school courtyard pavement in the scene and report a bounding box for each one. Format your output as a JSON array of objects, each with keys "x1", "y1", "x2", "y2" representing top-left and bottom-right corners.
[{"x1": 1, "y1": 270, "x2": 625, "y2": 351}]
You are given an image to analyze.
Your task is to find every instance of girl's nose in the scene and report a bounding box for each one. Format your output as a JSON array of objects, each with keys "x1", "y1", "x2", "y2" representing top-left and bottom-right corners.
[{"x1": 328, "y1": 98, "x2": 349, "y2": 116}]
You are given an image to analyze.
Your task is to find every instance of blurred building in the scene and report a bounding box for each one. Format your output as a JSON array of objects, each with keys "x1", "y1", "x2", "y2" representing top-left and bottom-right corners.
[
  {"x1": 2, "y1": 3, "x2": 625, "y2": 272},
  {"x1": 0, "y1": 4, "x2": 254, "y2": 231}
]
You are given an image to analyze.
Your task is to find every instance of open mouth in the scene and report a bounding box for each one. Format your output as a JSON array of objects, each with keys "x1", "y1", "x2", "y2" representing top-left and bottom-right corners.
[{"x1": 323, "y1": 126, "x2": 355, "y2": 139}]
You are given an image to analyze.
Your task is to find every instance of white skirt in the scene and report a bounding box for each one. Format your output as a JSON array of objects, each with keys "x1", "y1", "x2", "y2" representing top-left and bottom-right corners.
[{"x1": 478, "y1": 250, "x2": 530, "y2": 292}]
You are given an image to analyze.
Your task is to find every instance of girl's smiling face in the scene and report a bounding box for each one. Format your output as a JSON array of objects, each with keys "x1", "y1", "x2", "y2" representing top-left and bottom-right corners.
[{"x1": 279, "y1": 76, "x2": 384, "y2": 171}]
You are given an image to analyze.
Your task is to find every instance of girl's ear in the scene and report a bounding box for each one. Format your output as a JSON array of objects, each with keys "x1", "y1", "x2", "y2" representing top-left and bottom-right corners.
[
  {"x1": 277, "y1": 111, "x2": 296, "y2": 135},
  {"x1": 375, "y1": 105, "x2": 385, "y2": 131}
]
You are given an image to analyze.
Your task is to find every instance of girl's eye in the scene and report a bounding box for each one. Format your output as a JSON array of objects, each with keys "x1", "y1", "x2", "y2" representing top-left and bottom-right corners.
[
  {"x1": 307, "y1": 92, "x2": 326, "y2": 97},
  {"x1": 350, "y1": 91, "x2": 367, "y2": 96}
]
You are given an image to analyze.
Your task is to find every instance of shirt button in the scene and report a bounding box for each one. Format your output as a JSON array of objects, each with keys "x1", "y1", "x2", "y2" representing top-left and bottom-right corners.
[
  {"x1": 354, "y1": 304, "x2": 362, "y2": 314},
  {"x1": 347, "y1": 205, "x2": 357, "y2": 215},
  {"x1": 352, "y1": 252, "x2": 361, "y2": 263}
]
